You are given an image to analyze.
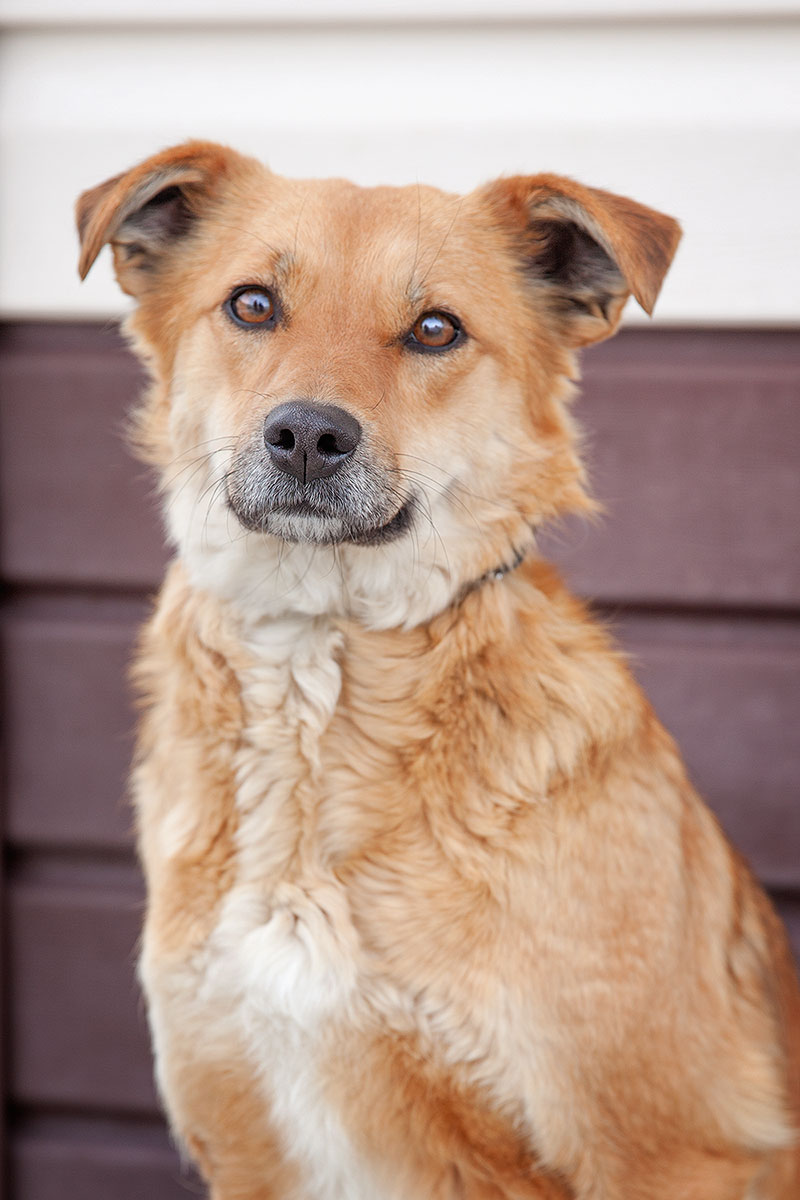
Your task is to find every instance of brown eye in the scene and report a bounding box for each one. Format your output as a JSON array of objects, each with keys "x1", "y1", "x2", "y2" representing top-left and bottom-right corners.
[
  {"x1": 226, "y1": 286, "x2": 277, "y2": 328},
  {"x1": 407, "y1": 310, "x2": 462, "y2": 352}
]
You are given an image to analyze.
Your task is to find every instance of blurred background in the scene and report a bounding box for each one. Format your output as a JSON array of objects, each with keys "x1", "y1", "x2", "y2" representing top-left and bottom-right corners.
[{"x1": 0, "y1": 1, "x2": 798, "y2": 1196}]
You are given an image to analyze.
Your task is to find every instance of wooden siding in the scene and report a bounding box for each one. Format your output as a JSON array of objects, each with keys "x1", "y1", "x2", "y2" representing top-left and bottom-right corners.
[{"x1": 1, "y1": 322, "x2": 799, "y2": 1196}]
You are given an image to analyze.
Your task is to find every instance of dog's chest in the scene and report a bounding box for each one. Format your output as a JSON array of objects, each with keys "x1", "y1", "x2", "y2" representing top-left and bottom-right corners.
[
  {"x1": 145, "y1": 609, "x2": 560, "y2": 1197},
  {"x1": 213, "y1": 614, "x2": 355, "y2": 1005},
  {"x1": 201, "y1": 616, "x2": 395, "y2": 1197}
]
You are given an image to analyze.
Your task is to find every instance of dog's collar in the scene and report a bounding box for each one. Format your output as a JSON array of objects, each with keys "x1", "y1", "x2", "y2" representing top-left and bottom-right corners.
[{"x1": 459, "y1": 545, "x2": 528, "y2": 602}]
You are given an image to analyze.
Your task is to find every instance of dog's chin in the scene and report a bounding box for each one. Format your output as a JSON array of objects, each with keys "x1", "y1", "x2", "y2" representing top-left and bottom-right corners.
[{"x1": 230, "y1": 497, "x2": 415, "y2": 547}]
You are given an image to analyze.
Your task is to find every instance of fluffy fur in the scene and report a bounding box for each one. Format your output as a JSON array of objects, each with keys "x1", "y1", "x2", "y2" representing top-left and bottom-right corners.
[{"x1": 77, "y1": 142, "x2": 800, "y2": 1199}]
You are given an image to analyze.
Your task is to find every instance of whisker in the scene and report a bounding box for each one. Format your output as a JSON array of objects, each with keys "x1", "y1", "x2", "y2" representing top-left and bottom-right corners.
[
  {"x1": 161, "y1": 442, "x2": 236, "y2": 493},
  {"x1": 385, "y1": 480, "x2": 450, "y2": 594},
  {"x1": 228, "y1": 387, "x2": 280, "y2": 405},
  {"x1": 203, "y1": 219, "x2": 280, "y2": 260},
  {"x1": 406, "y1": 181, "x2": 423, "y2": 295},
  {"x1": 367, "y1": 389, "x2": 388, "y2": 413},
  {"x1": 163, "y1": 436, "x2": 238, "y2": 466},
  {"x1": 183, "y1": 459, "x2": 232, "y2": 548},
  {"x1": 396, "y1": 452, "x2": 524, "y2": 519},
  {"x1": 393, "y1": 466, "x2": 485, "y2": 537},
  {"x1": 200, "y1": 471, "x2": 234, "y2": 552},
  {"x1": 164, "y1": 454, "x2": 225, "y2": 516},
  {"x1": 415, "y1": 197, "x2": 463, "y2": 290}
]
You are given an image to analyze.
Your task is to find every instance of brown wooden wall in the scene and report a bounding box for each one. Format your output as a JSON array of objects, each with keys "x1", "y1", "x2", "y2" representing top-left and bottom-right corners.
[{"x1": 1, "y1": 322, "x2": 799, "y2": 1197}]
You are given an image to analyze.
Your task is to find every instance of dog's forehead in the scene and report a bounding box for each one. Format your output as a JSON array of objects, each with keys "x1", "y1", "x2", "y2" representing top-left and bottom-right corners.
[
  {"x1": 258, "y1": 174, "x2": 461, "y2": 240},
  {"x1": 229, "y1": 172, "x2": 487, "y2": 288}
]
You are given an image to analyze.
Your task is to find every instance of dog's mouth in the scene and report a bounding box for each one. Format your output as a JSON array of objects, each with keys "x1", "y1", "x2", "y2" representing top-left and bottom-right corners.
[
  {"x1": 225, "y1": 449, "x2": 415, "y2": 547},
  {"x1": 240, "y1": 495, "x2": 415, "y2": 547},
  {"x1": 336, "y1": 497, "x2": 415, "y2": 545}
]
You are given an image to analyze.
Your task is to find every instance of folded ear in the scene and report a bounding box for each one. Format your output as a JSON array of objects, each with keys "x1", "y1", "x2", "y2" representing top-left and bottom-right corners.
[
  {"x1": 481, "y1": 174, "x2": 681, "y2": 346},
  {"x1": 76, "y1": 140, "x2": 250, "y2": 295}
]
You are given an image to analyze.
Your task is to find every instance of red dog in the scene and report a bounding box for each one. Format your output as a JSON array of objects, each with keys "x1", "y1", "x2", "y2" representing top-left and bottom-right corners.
[{"x1": 77, "y1": 142, "x2": 800, "y2": 1199}]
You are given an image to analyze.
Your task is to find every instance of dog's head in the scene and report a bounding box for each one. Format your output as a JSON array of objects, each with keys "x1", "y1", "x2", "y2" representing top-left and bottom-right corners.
[{"x1": 77, "y1": 141, "x2": 679, "y2": 627}]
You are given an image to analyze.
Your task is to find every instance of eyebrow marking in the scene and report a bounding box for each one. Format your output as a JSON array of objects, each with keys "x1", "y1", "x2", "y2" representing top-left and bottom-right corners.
[{"x1": 273, "y1": 250, "x2": 298, "y2": 286}]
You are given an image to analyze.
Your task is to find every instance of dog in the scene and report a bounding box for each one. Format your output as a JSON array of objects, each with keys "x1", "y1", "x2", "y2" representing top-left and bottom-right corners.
[{"x1": 76, "y1": 141, "x2": 800, "y2": 1199}]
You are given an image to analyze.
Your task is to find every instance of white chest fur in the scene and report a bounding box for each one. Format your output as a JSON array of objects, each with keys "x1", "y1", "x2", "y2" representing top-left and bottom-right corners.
[
  {"x1": 220, "y1": 614, "x2": 365, "y2": 1025},
  {"x1": 199, "y1": 615, "x2": 391, "y2": 1199}
]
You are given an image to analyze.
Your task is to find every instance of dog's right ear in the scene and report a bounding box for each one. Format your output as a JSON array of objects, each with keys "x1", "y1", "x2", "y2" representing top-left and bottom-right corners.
[
  {"x1": 76, "y1": 140, "x2": 250, "y2": 295},
  {"x1": 480, "y1": 174, "x2": 681, "y2": 346}
]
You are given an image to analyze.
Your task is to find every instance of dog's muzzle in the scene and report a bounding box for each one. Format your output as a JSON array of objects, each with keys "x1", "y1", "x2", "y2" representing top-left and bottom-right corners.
[{"x1": 226, "y1": 400, "x2": 414, "y2": 546}]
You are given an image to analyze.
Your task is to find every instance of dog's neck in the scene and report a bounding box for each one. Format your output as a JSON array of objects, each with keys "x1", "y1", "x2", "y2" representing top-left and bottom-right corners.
[
  {"x1": 178, "y1": 533, "x2": 533, "y2": 634},
  {"x1": 457, "y1": 546, "x2": 529, "y2": 602}
]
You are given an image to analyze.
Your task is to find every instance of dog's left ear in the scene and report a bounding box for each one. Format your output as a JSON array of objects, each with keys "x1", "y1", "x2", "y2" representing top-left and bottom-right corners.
[
  {"x1": 481, "y1": 174, "x2": 681, "y2": 346},
  {"x1": 76, "y1": 140, "x2": 252, "y2": 295}
]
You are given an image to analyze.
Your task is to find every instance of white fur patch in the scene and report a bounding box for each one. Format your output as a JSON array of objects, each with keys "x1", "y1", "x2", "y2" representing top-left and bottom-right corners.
[
  {"x1": 185, "y1": 611, "x2": 394, "y2": 1198},
  {"x1": 200, "y1": 889, "x2": 380, "y2": 1199},
  {"x1": 214, "y1": 882, "x2": 359, "y2": 1029}
]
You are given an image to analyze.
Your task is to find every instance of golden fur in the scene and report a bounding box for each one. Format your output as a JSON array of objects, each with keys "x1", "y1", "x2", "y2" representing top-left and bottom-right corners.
[{"x1": 77, "y1": 142, "x2": 800, "y2": 1199}]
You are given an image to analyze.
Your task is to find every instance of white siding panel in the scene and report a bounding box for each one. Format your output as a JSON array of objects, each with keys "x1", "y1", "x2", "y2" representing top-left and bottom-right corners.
[
  {"x1": 1, "y1": 19, "x2": 798, "y2": 322},
  {"x1": 2, "y1": 1, "x2": 800, "y2": 23}
]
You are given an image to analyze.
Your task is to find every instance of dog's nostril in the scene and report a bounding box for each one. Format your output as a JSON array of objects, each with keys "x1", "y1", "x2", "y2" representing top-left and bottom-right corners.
[
  {"x1": 273, "y1": 428, "x2": 295, "y2": 451},
  {"x1": 317, "y1": 432, "x2": 340, "y2": 456}
]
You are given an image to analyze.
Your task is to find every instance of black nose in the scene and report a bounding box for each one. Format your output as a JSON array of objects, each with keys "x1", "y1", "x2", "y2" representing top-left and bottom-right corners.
[{"x1": 263, "y1": 401, "x2": 362, "y2": 484}]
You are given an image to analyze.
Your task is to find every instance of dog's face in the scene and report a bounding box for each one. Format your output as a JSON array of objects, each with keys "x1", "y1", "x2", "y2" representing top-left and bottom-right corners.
[{"x1": 77, "y1": 142, "x2": 679, "y2": 627}]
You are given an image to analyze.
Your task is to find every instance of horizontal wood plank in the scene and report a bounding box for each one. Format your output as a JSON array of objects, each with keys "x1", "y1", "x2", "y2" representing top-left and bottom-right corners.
[
  {"x1": 0, "y1": 337, "x2": 165, "y2": 587},
  {"x1": 2, "y1": 325, "x2": 799, "y2": 605},
  {"x1": 8, "y1": 879, "x2": 157, "y2": 1113},
  {"x1": 4, "y1": 601, "x2": 798, "y2": 887},
  {"x1": 776, "y1": 896, "x2": 800, "y2": 975},
  {"x1": 7, "y1": 874, "x2": 799, "y2": 1118},
  {"x1": 2, "y1": 605, "x2": 147, "y2": 849},
  {"x1": 617, "y1": 616, "x2": 800, "y2": 891},
  {"x1": 541, "y1": 356, "x2": 800, "y2": 605},
  {"x1": 10, "y1": 1115, "x2": 198, "y2": 1200}
]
